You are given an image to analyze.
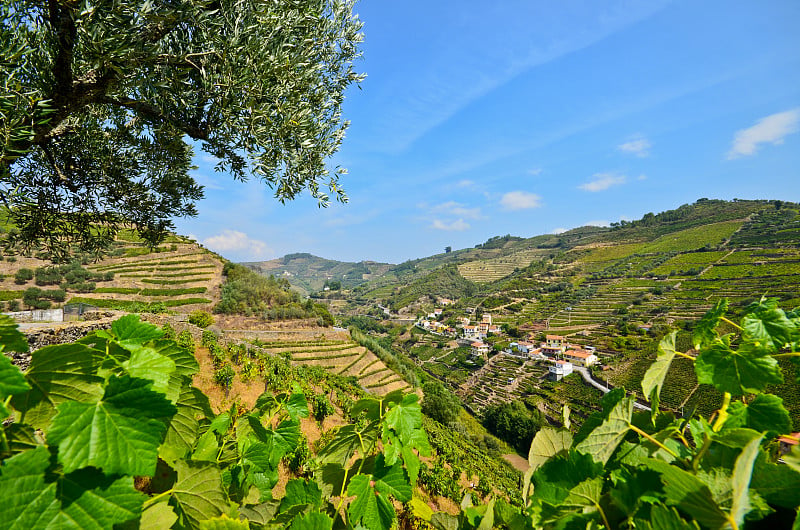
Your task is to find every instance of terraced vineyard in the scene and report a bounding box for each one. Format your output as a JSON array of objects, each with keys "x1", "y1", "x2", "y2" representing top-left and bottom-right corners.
[
  {"x1": 458, "y1": 248, "x2": 551, "y2": 283},
  {"x1": 77, "y1": 238, "x2": 222, "y2": 310},
  {"x1": 251, "y1": 336, "x2": 411, "y2": 396}
]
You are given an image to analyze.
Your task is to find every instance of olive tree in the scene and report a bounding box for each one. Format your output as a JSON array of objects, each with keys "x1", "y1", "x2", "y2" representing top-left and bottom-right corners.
[{"x1": 0, "y1": 0, "x2": 363, "y2": 259}]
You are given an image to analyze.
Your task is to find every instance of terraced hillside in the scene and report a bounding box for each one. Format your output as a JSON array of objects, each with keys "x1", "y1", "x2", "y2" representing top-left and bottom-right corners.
[{"x1": 0, "y1": 231, "x2": 223, "y2": 313}]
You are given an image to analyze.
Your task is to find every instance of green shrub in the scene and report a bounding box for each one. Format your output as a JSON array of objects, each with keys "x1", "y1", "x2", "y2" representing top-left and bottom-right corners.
[
  {"x1": 312, "y1": 393, "x2": 335, "y2": 422},
  {"x1": 188, "y1": 310, "x2": 214, "y2": 328},
  {"x1": 213, "y1": 363, "x2": 235, "y2": 389},
  {"x1": 176, "y1": 330, "x2": 195, "y2": 352},
  {"x1": 7, "y1": 300, "x2": 20, "y2": 311},
  {"x1": 161, "y1": 322, "x2": 176, "y2": 340},
  {"x1": 14, "y1": 268, "x2": 33, "y2": 284},
  {"x1": 201, "y1": 329, "x2": 218, "y2": 347}
]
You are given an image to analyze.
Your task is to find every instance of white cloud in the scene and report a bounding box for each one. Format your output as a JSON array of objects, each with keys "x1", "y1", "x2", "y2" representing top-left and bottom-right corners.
[
  {"x1": 431, "y1": 201, "x2": 483, "y2": 219},
  {"x1": 585, "y1": 220, "x2": 611, "y2": 227},
  {"x1": 617, "y1": 136, "x2": 651, "y2": 157},
  {"x1": 552, "y1": 227, "x2": 567, "y2": 234},
  {"x1": 579, "y1": 173, "x2": 627, "y2": 192},
  {"x1": 500, "y1": 191, "x2": 542, "y2": 210},
  {"x1": 432, "y1": 219, "x2": 470, "y2": 231},
  {"x1": 727, "y1": 108, "x2": 800, "y2": 159},
  {"x1": 203, "y1": 230, "x2": 271, "y2": 258},
  {"x1": 528, "y1": 168, "x2": 543, "y2": 176},
  {"x1": 456, "y1": 179, "x2": 476, "y2": 188}
]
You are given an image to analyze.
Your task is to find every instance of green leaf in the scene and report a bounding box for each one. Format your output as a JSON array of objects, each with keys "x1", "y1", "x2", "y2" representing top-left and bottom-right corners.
[
  {"x1": 280, "y1": 478, "x2": 323, "y2": 512},
  {"x1": 0, "y1": 314, "x2": 29, "y2": 352},
  {"x1": 346, "y1": 473, "x2": 396, "y2": 530},
  {"x1": 725, "y1": 393, "x2": 792, "y2": 434},
  {"x1": 139, "y1": 501, "x2": 179, "y2": 530},
  {"x1": 646, "y1": 505, "x2": 701, "y2": 529},
  {"x1": 317, "y1": 423, "x2": 377, "y2": 465},
  {"x1": 528, "y1": 427, "x2": 573, "y2": 472},
  {"x1": 55, "y1": 467, "x2": 145, "y2": 529},
  {"x1": 112, "y1": 314, "x2": 165, "y2": 344},
  {"x1": 123, "y1": 344, "x2": 176, "y2": 395},
  {"x1": 695, "y1": 341, "x2": 783, "y2": 396},
  {"x1": 0, "y1": 353, "x2": 30, "y2": 398},
  {"x1": 409, "y1": 497, "x2": 433, "y2": 521},
  {"x1": 151, "y1": 339, "x2": 200, "y2": 378},
  {"x1": 383, "y1": 393, "x2": 423, "y2": 444},
  {"x1": 646, "y1": 459, "x2": 728, "y2": 528},
  {"x1": 1, "y1": 422, "x2": 42, "y2": 456},
  {"x1": 172, "y1": 460, "x2": 230, "y2": 529},
  {"x1": 161, "y1": 385, "x2": 212, "y2": 463},
  {"x1": 0, "y1": 446, "x2": 60, "y2": 529},
  {"x1": 693, "y1": 299, "x2": 728, "y2": 350},
  {"x1": 11, "y1": 343, "x2": 104, "y2": 429},
  {"x1": 48, "y1": 375, "x2": 176, "y2": 475},
  {"x1": 372, "y1": 455, "x2": 413, "y2": 502},
  {"x1": 285, "y1": 391, "x2": 310, "y2": 421},
  {"x1": 742, "y1": 297, "x2": 796, "y2": 351},
  {"x1": 198, "y1": 515, "x2": 250, "y2": 529},
  {"x1": 288, "y1": 512, "x2": 333, "y2": 530},
  {"x1": 575, "y1": 397, "x2": 634, "y2": 464},
  {"x1": 751, "y1": 452, "x2": 800, "y2": 508},
  {"x1": 350, "y1": 396, "x2": 381, "y2": 421},
  {"x1": 730, "y1": 434, "x2": 763, "y2": 528},
  {"x1": 642, "y1": 331, "x2": 678, "y2": 402},
  {"x1": 531, "y1": 450, "x2": 603, "y2": 506}
]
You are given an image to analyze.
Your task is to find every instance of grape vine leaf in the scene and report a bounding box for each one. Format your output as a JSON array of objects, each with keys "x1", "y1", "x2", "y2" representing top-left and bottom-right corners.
[
  {"x1": 347, "y1": 456, "x2": 412, "y2": 530},
  {"x1": 139, "y1": 501, "x2": 179, "y2": 530},
  {"x1": 162, "y1": 385, "x2": 214, "y2": 463},
  {"x1": 112, "y1": 314, "x2": 165, "y2": 344},
  {"x1": 695, "y1": 342, "x2": 783, "y2": 396},
  {"x1": 638, "y1": 505, "x2": 701, "y2": 529},
  {"x1": 0, "y1": 446, "x2": 60, "y2": 529},
  {"x1": 197, "y1": 515, "x2": 250, "y2": 529},
  {"x1": 642, "y1": 331, "x2": 678, "y2": 403},
  {"x1": 725, "y1": 393, "x2": 792, "y2": 435},
  {"x1": 48, "y1": 375, "x2": 177, "y2": 475},
  {"x1": 742, "y1": 297, "x2": 796, "y2": 351},
  {"x1": 122, "y1": 344, "x2": 176, "y2": 396},
  {"x1": 11, "y1": 343, "x2": 104, "y2": 429},
  {"x1": 531, "y1": 450, "x2": 602, "y2": 507},
  {"x1": 280, "y1": 478, "x2": 323, "y2": 512},
  {"x1": 383, "y1": 393, "x2": 423, "y2": 443},
  {"x1": 751, "y1": 452, "x2": 800, "y2": 509},
  {"x1": 646, "y1": 459, "x2": 728, "y2": 529},
  {"x1": 693, "y1": 299, "x2": 728, "y2": 350},
  {"x1": 730, "y1": 434, "x2": 763, "y2": 528},
  {"x1": 575, "y1": 397, "x2": 634, "y2": 464},
  {"x1": 172, "y1": 460, "x2": 230, "y2": 529},
  {"x1": 317, "y1": 423, "x2": 378, "y2": 465},
  {"x1": 0, "y1": 351, "x2": 30, "y2": 396},
  {"x1": 0, "y1": 314, "x2": 29, "y2": 353},
  {"x1": 285, "y1": 390, "x2": 310, "y2": 421},
  {"x1": 288, "y1": 512, "x2": 334, "y2": 530},
  {"x1": 524, "y1": 427, "x2": 573, "y2": 501},
  {"x1": 56, "y1": 467, "x2": 145, "y2": 529},
  {"x1": 0, "y1": 354, "x2": 30, "y2": 418}
]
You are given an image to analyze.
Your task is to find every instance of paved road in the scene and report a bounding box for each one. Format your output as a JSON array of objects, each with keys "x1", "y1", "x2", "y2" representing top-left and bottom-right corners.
[{"x1": 573, "y1": 366, "x2": 651, "y2": 411}]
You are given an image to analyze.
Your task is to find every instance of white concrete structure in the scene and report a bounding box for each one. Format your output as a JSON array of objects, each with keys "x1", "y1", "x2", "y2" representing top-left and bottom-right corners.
[{"x1": 549, "y1": 360, "x2": 573, "y2": 380}]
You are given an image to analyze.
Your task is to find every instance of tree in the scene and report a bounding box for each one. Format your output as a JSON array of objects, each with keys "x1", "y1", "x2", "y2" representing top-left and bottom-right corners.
[
  {"x1": 421, "y1": 380, "x2": 461, "y2": 425},
  {"x1": 445, "y1": 246, "x2": 452, "y2": 253},
  {"x1": 1, "y1": 1, "x2": 363, "y2": 259}
]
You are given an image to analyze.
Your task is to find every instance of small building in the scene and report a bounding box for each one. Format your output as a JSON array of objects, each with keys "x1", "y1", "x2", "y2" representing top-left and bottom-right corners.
[
  {"x1": 482, "y1": 313, "x2": 493, "y2": 324},
  {"x1": 563, "y1": 348, "x2": 599, "y2": 367},
  {"x1": 546, "y1": 335, "x2": 565, "y2": 349},
  {"x1": 471, "y1": 341, "x2": 490, "y2": 358},
  {"x1": 488, "y1": 325, "x2": 501, "y2": 334},
  {"x1": 549, "y1": 360, "x2": 573, "y2": 381},
  {"x1": 779, "y1": 433, "x2": 800, "y2": 456},
  {"x1": 463, "y1": 325, "x2": 479, "y2": 339}
]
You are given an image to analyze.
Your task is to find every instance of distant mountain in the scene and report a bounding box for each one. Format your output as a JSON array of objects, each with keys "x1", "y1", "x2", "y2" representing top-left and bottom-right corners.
[{"x1": 242, "y1": 253, "x2": 394, "y2": 296}]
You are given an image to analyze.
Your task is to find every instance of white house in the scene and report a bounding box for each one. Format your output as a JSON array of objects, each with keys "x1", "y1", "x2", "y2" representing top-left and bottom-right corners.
[
  {"x1": 549, "y1": 360, "x2": 573, "y2": 380},
  {"x1": 471, "y1": 341, "x2": 490, "y2": 358}
]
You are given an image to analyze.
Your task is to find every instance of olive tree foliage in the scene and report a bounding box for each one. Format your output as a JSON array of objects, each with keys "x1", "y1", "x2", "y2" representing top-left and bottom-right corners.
[{"x1": 0, "y1": 0, "x2": 364, "y2": 259}]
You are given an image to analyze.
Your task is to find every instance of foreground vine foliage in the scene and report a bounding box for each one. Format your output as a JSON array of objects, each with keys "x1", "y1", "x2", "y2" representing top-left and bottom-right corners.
[{"x1": 0, "y1": 299, "x2": 799, "y2": 529}]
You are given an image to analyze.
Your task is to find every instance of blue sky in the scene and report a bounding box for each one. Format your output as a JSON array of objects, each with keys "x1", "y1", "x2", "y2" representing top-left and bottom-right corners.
[{"x1": 176, "y1": 0, "x2": 800, "y2": 264}]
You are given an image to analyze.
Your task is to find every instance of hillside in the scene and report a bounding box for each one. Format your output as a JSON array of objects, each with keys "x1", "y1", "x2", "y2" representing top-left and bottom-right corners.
[
  {"x1": 269, "y1": 199, "x2": 800, "y2": 429},
  {"x1": 0, "y1": 231, "x2": 224, "y2": 314},
  {"x1": 243, "y1": 253, "x2": 394, "y2": 296}
]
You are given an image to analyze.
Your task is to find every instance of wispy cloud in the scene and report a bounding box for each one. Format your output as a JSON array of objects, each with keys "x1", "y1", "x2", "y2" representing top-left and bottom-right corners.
[
  {"x1": 579, "y1": 173, "x2": 627, "y2": 192},
  {"x1": 727, "y1": 108, "x2": 800, "y2": 159},
  {"x1": 432, "y1": 219, "x2": 470, "y2": 231},
  {"x1": 552, "y1": 227, "x2": 568, "y2": 234},
  {"x1": 456, "y1": 179, "x2": 476, "y2": 188},
  {"x1": 528, "y1": 168, "x2": 543, "y2": 176},
  {"x1": 431, "y1": 201, "x2": 483, "y2": 220},
  {"x1": 203, "y1": 230, "x2": 271, "y2": 259},
  {"x1": 585, "y1": 219, "x2": 611, "y2": 227},
  {"x1": 500, "y1": 191, "x2": 542, "y2": 210},
  {"x1": 617, "y1": 136, "x2": 651, "y2": 157}
]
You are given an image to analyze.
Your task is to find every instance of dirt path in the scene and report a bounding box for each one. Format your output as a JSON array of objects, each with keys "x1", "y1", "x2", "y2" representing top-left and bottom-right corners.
[{"x1": 502, "y1": 453, "x2": 529, "y2": 473}]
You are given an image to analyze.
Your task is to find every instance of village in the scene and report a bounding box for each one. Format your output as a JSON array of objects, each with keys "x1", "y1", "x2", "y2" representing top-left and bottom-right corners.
[{"x1": 416, "y1": 306, "x2": 598, "y2": 382}]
